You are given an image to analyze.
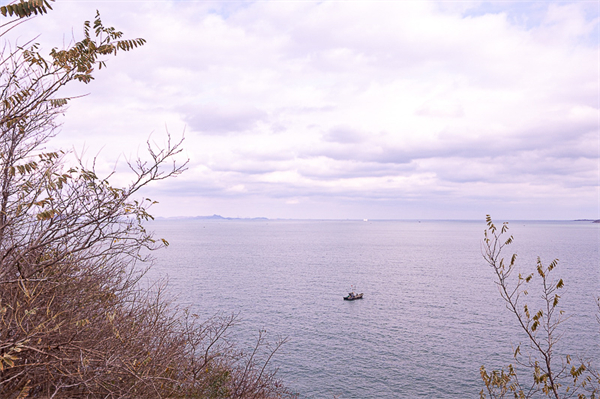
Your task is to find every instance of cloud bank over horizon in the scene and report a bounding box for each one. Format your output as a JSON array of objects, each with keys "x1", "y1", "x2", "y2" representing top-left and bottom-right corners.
[{"x1": 6, "y1": 0, "x2": 599, "y2": 219}]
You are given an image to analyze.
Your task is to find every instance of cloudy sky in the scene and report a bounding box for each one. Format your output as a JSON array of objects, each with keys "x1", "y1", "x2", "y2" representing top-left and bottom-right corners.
[{"x1": 5, "y1": 0, "x2": 599, "y2": 219}]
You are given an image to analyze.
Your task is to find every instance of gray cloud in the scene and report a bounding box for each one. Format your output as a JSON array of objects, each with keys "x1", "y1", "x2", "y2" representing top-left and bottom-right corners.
[
  {"x1": 323, "y1": 126, "x2": 366, "y2": 144},
  {"x1": 183, "y1": 105, "x2": 267, "y2": 134}
]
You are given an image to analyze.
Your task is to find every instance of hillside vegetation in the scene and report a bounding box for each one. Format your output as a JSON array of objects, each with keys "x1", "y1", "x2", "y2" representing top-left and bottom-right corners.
[{"x1": 0, "y1": 2, "x2": 292, "y2": 397}]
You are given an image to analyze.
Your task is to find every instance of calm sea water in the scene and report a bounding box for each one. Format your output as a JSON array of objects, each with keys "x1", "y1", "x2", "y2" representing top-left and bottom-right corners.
[{"x1": 144, "y1": 219, "x2": 599, "y2": 398}]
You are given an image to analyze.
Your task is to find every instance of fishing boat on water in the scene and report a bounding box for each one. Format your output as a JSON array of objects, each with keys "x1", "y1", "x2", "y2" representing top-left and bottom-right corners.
[
  {"x1": 344, "y1": 286, "x2": 363, "y2": 300},
  {"x1": 343, "y1": 291, "x2": 363, "y2": 300}
]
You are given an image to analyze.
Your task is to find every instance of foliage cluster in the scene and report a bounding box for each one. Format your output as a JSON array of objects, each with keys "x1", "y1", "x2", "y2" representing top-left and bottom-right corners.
[{"x1": 0, "y1": 2, "x2": 292, "y2": 398}]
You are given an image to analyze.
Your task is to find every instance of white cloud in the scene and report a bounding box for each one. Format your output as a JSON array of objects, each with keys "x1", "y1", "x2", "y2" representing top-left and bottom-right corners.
[{"x1": 3, "y1": 0, "x2": 597, "y2": 219}]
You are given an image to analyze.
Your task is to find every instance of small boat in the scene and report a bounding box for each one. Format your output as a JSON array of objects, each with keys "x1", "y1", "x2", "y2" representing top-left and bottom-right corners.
[{"x1": 343, "y1": 291, "x2": 363, "y2": 300}]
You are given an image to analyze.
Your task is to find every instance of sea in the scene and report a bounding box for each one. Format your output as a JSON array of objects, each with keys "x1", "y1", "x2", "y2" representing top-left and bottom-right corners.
[{"x1": 144, "y1": 219, "x2": 600, "y2": 398}]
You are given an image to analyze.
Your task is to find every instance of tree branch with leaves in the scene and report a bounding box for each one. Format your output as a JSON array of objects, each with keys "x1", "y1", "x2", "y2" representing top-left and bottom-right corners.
[{"x1": 480, "y1": 215, "x2": 599, "y2": 399}]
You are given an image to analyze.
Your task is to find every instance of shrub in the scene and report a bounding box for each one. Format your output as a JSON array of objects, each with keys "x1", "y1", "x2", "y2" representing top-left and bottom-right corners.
[{"x1": 0, "y1": 2, "x2": 292, "y2": 397}]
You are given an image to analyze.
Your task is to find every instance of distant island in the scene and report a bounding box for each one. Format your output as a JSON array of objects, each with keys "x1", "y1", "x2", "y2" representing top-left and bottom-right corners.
[
  {"x1": 192, "y1": 214, "x2": 268, "y2": 220},
  {"x1": 574, "y1": 219, "x2": 600, "y2": 223},
  {"x1": 155, "y1": 214, "x2": 269, "y2": 221}
]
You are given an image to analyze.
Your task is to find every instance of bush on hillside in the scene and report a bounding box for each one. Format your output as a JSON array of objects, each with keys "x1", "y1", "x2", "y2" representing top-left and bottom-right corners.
[{"x1": 0, "y1": 2, "x2": 292, "y2": 397}]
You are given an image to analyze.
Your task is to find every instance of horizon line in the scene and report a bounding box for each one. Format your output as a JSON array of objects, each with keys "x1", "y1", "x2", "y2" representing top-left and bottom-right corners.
[{"x1": 151, "y1": 215, "x2": 600, "y2": 223}]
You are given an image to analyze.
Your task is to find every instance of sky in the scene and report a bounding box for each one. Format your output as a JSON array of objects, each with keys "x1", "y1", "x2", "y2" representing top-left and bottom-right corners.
[{"x1": 3, "y1": 0, "x2": 599, "y2": 220}]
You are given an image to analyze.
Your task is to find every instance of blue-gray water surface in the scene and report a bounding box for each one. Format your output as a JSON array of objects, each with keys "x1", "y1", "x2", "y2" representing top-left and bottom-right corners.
[{"x1": 144, "y1": 219, "x2": 599, "y2": 398}]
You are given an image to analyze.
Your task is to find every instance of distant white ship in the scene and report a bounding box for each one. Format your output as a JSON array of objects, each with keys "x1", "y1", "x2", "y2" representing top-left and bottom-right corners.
[{"x1": 363, "y1": 219, "x2": 368, "y2": 222}]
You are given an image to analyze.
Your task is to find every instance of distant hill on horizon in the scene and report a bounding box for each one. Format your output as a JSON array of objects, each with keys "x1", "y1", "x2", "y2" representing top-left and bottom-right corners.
[
  {"x1": 155, "y1": 214, "x2": 269, "y2": 221},
  {"x1": 194, "y1": 214, "x2": 269, "y2": 220}
]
